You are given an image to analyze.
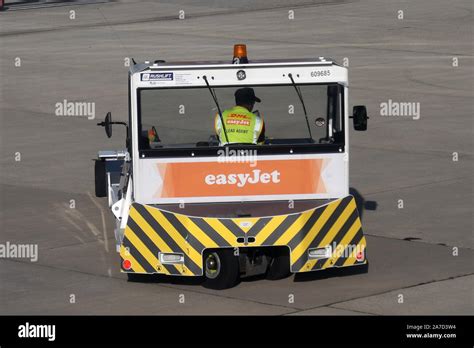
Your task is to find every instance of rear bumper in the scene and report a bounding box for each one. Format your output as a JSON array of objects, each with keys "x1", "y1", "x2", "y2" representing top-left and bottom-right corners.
[{"x1": 119, "y1": 195, "x2": 367, "y2": 276}]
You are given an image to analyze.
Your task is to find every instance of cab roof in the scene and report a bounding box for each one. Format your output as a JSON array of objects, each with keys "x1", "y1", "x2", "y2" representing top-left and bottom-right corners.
[{"x1": 130, "y1": 57, "x2": 339, "y2": 74}]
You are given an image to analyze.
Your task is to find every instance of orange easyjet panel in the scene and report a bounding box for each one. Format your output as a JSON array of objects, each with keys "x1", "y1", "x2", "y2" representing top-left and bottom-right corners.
[{"x1": 136, "y1": 155, "x2": 346, "y2": 204}]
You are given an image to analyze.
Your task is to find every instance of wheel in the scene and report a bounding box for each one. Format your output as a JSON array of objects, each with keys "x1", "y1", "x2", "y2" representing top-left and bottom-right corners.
[
  {"x1": 203, "y1": 249, "x2": 239, "y2": 290},
  {"x1": 266, "y1": 248, "x2": 291, "y2": 280},
  {"x1": 94, "y1": 160, "x2": 107, "y2": 197}
]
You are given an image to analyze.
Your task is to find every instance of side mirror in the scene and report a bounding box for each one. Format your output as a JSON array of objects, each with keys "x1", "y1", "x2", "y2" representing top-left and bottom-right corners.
[
  {"x1": 351, "y1": 105, "x2": 368, "y2": 131},
  {"x1": 104, "y1": 112, "x2": 112, "y2": 138},
  {"x1": 97, "y1": 112, "x2": 129, "y2": 145},
  {"x1": 97, "y1": 112, "x2": 113, "y2": 138}
]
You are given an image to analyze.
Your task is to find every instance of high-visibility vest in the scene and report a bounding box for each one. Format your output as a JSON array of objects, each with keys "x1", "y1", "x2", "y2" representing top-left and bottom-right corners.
[{"x1": 215, "y1": 106, "x2": 263, "y2": 145}]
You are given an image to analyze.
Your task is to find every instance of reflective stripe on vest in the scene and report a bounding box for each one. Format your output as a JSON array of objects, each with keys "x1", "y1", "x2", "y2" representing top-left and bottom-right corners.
[{"x1": 215, "y1": 106, "x2": 262, "y2": 145}]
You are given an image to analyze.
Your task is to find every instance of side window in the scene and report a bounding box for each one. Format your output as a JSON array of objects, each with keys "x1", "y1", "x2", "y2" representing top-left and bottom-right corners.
[{"x1": 316, "y1": 84, "x2": 343, "y2": 144}]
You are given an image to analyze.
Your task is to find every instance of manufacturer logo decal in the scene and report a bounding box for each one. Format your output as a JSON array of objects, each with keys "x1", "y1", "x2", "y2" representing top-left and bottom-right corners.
[
  {"x1": 141, "y1": 72, "x2": 174, "y2": 81},
  {"x1": 236, "y1": 70, "x2": 246, "y2": 80}
]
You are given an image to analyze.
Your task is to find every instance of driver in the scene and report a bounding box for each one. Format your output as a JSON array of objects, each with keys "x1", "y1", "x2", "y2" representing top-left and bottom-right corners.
[{"x1": 215, "y1": 87, "x2": 265, "y2": 145}]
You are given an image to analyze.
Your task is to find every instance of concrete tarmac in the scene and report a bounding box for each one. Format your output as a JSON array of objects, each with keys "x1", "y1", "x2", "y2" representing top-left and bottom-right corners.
[{"x1": 0, "y1": 0, "x2": 472, "y2": 315}]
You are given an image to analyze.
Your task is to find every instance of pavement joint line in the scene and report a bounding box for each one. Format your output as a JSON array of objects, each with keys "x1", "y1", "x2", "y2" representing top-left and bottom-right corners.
[
  {"x1": 351, "y1": 143, "x2": 474, "y2": 160},
  {"x1": 361, "y1": 176, "x2": 472, "y2": 197},
  {"x1": 5, "y1": 0, "x2": 110, "y2": 12},
  {"x1": 288, "y1": 273, "x2": 474, "y2": 316},
  {"x1": 0, "y1": 258, "x2": 301, "y2": 312},
  {"x1": 0, "y1": 106, "x2": 87, "y2": 118},
  {"x1": 350, "y1": 83, "x2": 473, "y2": 98},
  {"x1": 0, "y1": 0, "x2": 354, "y2": 38},
  {"x1": 0, "y1": 182, "x2": 114, "y2": 210},
  {"x1": 405, "y1": 71, "x2": 469, "y2": 92},
  {"x1": 0, "y1": 184, "x2": 103, "y2": 203},
  {"x1": 283, "y1": 305, "x2": 377, "y2": 316},
  {"x1": 361, "y1": 234, "x2": 474, "y2": 252},
  {"x1": 337, "y1": 43, "x2": 467, "y2": 58},
  {"x1": 326, "y1": 305, "x2": 376, "y2": 315},
  {"x1": 330, "y1": 273, "x2": 474, "y2": 313},
  {"x1": 41, "y1": 236, "x2": 116, "y2": 251}
]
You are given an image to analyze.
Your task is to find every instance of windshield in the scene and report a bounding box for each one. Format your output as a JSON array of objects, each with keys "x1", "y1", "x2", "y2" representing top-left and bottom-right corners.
[{"x1": 137, "y1": 84, "x2": 343, "y2": 150}]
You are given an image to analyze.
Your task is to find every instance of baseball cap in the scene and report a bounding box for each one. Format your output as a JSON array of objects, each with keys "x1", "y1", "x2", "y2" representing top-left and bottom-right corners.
[{"x1": 235, "y1": 87, "x2": 261, "y2": 104}]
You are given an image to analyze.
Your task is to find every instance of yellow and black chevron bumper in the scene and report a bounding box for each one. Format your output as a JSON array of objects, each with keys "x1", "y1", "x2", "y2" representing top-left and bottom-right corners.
[{"x1": 119, "y1": 195, "x2": 367, "y2": 276}]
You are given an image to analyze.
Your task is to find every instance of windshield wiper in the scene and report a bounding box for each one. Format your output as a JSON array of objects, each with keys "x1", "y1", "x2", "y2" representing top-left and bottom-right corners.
[
  {"x1": 288, "y1": 73, "x2": 313, "y2": 142},
  {"x1": 203, "y1": 75, "x2": 229, "y2": 144}
]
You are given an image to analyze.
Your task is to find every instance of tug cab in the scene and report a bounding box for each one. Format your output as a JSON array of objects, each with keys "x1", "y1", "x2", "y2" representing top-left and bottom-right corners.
[{"x1": 95, "y1": 45, "x2": 369, "y2": 289}]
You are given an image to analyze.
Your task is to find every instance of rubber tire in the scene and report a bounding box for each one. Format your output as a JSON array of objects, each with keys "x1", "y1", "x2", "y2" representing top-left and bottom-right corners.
[
  {"x1": 357, "y1": 260, "x2": 369, "y2": 273},
  {"x1": 266, "y1": 249, "x2": 291, "y2": 280},
  {"x1": 94, "y1": 160, "x2": 107, "y2": 197},
  {"x1": 203, "y1": 249, "x2": 239, "y2": 290},
  {"x1": 357, "y1": 249, "x2": 369, "y2": 273}
]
